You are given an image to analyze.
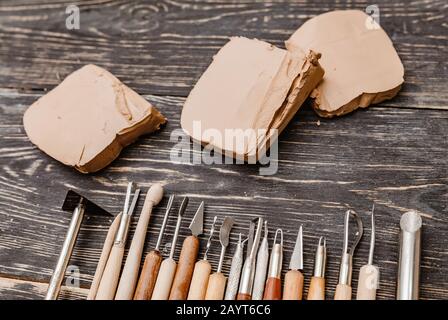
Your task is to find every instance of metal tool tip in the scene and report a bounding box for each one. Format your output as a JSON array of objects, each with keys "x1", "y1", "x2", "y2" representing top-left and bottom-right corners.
[
  {"x1": 178, "y1": 196, "x2": 189, "y2": 216},
  {"x1": 274, "y1": 228, "x2": 283, "y2": 245},
  {"x1": 318, "y1": 236, "x2": 326, "y2": 247},
  {"x1": 189, "y1": 201, "x2": 204, "y2": 236}
]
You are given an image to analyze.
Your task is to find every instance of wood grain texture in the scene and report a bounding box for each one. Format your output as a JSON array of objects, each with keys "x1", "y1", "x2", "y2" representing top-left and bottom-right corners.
[{"x1": 0, "y1": 0, "x2": 447, "y2": 300}]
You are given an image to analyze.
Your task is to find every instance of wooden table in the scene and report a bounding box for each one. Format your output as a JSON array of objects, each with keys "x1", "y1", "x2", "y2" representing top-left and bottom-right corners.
[{"x1": 0, "y1": 0, "x2": 446, "y2": 300}]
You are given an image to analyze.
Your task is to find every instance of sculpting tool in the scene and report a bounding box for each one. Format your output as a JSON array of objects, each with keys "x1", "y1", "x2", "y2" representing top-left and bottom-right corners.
[
  {"x1": 224, "y1": 234, "x2": 246, "y2": 300},
  {"x1": 357, "y1": 205, "x2": 379, "y2": 300},
  {"x1": 263, "y1": 229, "x2": 283, "y2": 300},
  {"x1": 307, "y1": 236, "x2": 327, "y2": 300},
  {"x1": 46, "y1": 190, "x2": 111, "y2": 300},
  {"x1": 205, "y1": 216, "x2": 234, "y2": 300},
  {"x1": 151, "y1": 196, "x2": 188, "y2": 300},
  {"x1": 169, "y1": 201, "x2": 204, "y2": 300},
  {"x1": 237, "y1": 217, "x2": 263, "y2": 300},
  {"x1": 334, "y1": 210, "x2": 363, "y2": 300},
  {"x1": 133, "y1": 194, "x2": 174, "y2": 300},
  {"x1": 188, "y1": 216, "x2": 218, "y2": 300},
  {"x1": 252, "y1": 221, "x2": 269, "y2": 300},
  {"x1": 95, "y1": 183, "x2": 140, "y2": 300},
  {"x1": 283, "y1": 225, "x2": 304, "y2": 300}
]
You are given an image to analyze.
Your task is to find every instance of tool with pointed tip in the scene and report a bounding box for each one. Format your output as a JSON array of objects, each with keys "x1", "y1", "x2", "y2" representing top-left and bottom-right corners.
[
  {"x1": 283, "y1": 225, "x2": 304, "y2": 300},
  {"x1": 237, "y1": 217, "x2": 264, "y2": 300},
  {"x1": 253, "y1": 221, "x2": 269, "y2": 300},
  {"x1": 187, "y1": 215, "x2": 218, "y2": 300},
  {"x1": 225, "y1": 234, "x2": 246, "y2": 300},
  {"x1": 334, "y1": 209, "x2": 363, "y2": 300},
  {"x1": 151, "y1": 196, "x2": 188, "y2": 300},
  {"x1": 205, "y1": 216, "x2": 234, "y2": 300},
  {"x1": 46, "y1": 190, "x2": 111, "y2": 300},
  {"x1": 307, "y1": 236, "x2": 327, "y2": 300},
  {"x1": 169, "y1": 201, "x2": 204, "y2": 300},
  {"x1": 357, "y1": 205, "x2": 379, "y2": 300},
  {"x1": 133, "y1": 194, "x2": 174, "y2": 300},
  {"x1": 263, "y1": 228, "x2": 283, "y2": 300},
  {"x1": 96, "y1": 183, "x2": 140, "y2": 300}
]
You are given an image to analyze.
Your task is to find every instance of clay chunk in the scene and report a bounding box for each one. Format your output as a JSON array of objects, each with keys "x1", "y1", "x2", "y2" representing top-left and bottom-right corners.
[
  {"x1": 23, "y1": 64, "x2": 166, "y2": 173},
  {"x1": 286, "y1": 10, "x2": 404, "y2": 117},
  {"x1": 181, "y1": 37, "x2": 324, "y2": 161}
]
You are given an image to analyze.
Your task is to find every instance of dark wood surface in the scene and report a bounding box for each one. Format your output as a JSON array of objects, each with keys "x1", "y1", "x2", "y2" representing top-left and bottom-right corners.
[{"x1": 0, "y1": 0, "x2": 446, "y2": 300}]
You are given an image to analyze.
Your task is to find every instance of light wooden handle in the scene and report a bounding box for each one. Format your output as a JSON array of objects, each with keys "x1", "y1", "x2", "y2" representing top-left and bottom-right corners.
[
  {"x1": 133, "y1": 250, "x2": 162, "y2": 300},
  {"x1": 169, "y1": 235, "x2": 199, "y2": 300},
  {"x1": 307, "y1": 276, "x2": 325, "y2": 300},
  {"x1": 205, "y1": 272, "x2": 227, "y2": 300},
  {"x1": 236, "y1": 293, "x2": 251, "y2": 300},
  {"x1": 95, "y1": 244, "x2": 125, "y2": 300},
  {"x1": 283, "y1": 270, "x2": 304, "y2": 300},
  {"x1": 87, "y1": 213, "x2": 122, "y2": 300},
  {"x1": 356, "y1": 264, "x2": 379, "y2": 300},
  {"x1": 188, "y1": 260, "x2": 211, "y2": 300},
  {"x1": 334, "y1": 283, "x2": 352, "y2": 300},
  {"x1": 263, "y1": 277, "x2": 282, "y2": 300},
  {"x1": 151, "y1": 258, "x2": 177, "y2": 300}
]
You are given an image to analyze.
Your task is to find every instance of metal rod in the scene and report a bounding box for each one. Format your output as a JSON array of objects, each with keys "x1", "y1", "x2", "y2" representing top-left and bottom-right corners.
[{"x1": 155, "y1": 195, "x2": 174, "y2": 251}]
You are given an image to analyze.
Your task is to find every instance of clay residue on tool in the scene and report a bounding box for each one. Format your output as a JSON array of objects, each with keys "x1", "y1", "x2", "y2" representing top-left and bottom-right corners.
[
  {"x1": 181, "y1": 37, "x2": 324, "y2": 161},
  {"x1": 23, "y1": 64, "x2": 166, "y2": 173},
  {"x1": 286, "y1": 10, "x2": 404, "y2": 117}
]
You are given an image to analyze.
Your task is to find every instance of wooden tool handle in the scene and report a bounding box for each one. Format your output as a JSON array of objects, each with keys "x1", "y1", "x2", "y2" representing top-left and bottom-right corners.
[
  {"x1": 283, "y1": 270, "x2": 304, "y2": 300},
  {"x1": 205, "y1": 272, "x2": 227, "y2": 300},
  {"x1": 133, "y1": 250, "x2": 162, "y2": 300},
  {"x1": 95, "y1": 244, "x2": 125, "y2": 300},
  {"x1": 236, "y1": 293, "x2": 252, "y2": 300},
  {"x1": 334, "y1": 283, "x2": 352, "y2": 300},
  {"x1": 307, "y1": 276, "x2": 325, "y2": 300},
  {"x1": 151, "y1": 258, "x2": 177, "y2": 300},
  {"x1": 87, "y1": 213, "x2": 122, "y2": 300},
  {"x1": 169, "y1": 235, "x2": 199, "y2": 300},
  {"x1": 263, "y1": 277, "x2": 282, "y2": 300},
  {"x1": 356, "y1": 264, "x2": 379, "y2": 300},
  {"x1": 187, "y1": 260, "x2": 211, "y2": 300}
]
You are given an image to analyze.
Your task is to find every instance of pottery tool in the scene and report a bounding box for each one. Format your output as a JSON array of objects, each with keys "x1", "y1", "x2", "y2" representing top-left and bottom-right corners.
[
  {"x1": 263, "y1": 229, "x2": 283, "y2": 300},
  {"x1": 334, "y1": 210, "x2": 363, "y2": 300},
  {"x1": 224, "y1": 233, "x2": 246, "y2": 300},
  {"x1": 115, "y1": 184, "x2": 164, "y2": 300},
  {"x1": 205, "y1": 216, "x2": 234, "y2": 300},
  {"x1": 95, "y1": 183, "x2": 140, "y2": 300},
  {"x1": 252, "y1": 221, "x2": 269, "y2": 300},
  {"x1": 46, "y1": 190, "x2": 111, "y2": 300},
  {"x1": 187, "y1": 216, "x2": 218, "y2": 300},
  {"x1": 283, "y1": 225, "x2": 304, "y2": 300},
  {"x1": 87, "y1": 212, "x2": 122, "y2": 300},
  {"x1": 307, "y1": 236, "x2": 327, "y2": 300},
  {"x1": 357, "y1": 205, "x2": 379, "y2": 300},
  {"x1": 397, "y1": 211, "x2": 422, "y2": 300},
  {"x1": 237, "y1": 217, "x2": 264, "y2": 300},
  {"x1": 134, "y1": 195, "x2": 174, "y2": 300},
  {"x1": 169, "y1": 201, "x2": 205, "y2": 300},
  {"x1": 151, "y1": 197, "x2": 189, "y2": 300}
]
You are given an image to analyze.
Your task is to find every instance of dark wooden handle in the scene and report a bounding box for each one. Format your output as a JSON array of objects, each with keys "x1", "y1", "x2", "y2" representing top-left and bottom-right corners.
[
  {"x1": 169, "y1": 235, "x2": 199, "y2": 300},
  {"x1": 263, "y1": 277, "x2": 282, "y2": 300},
  {"x1": 133, "y1": 250, "x2": 162, "y2": 300},
  {"x1": 236, "y1": 293, "x2": 252, "y2": 300}
]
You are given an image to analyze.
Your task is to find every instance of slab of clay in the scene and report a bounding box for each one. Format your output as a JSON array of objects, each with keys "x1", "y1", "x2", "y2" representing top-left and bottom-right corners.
[
  {"x1": 286, "y1": 10, "x2": 404, "y2": 117},
  {"x1": 181, "y1": 37, "x2": 324, "y2": 161},
  {"x1": 23, "y1": 64, "x2": 166, "y2": 173}
]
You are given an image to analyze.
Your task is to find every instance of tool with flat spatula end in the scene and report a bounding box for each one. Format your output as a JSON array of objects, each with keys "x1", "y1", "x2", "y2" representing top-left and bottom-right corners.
[
  {"x1": 169, "y1": 201, "x2": 204, "y2": 300},
  {"x1": 134, "y1": 195, "x2": 174, "y2": 300},
  {"x1": 115, "y1": 184, "x2": 164, "y2": 300},
  {"x1": 205, "y1": 216, "x2": 234, "y2": 300},
  {"x1": 283, "y1": 225, "x2": 304, "y2": 300},
  {"x1": 307, "y1": 236, "x2": 327, "y2": 300},
  {"x1": 357, "y1": 205, "x2": 379, "y2": 300},
  {"x1": 224, "y1": 233, "x2": 246, "y2": 300},
  {"x1": 188, "y1": 216, "x2": 218, "y2": 300},
  {"x1": 252, "y1": 221, "x2": 269, "y2": 300},
  {"x1": 95, "y1": 183, "x2": 140, "y2": 300},
  {"x1": 263, "y1": 229, "x2": 283, "y2": 300},
  {"x1": 151, "y1": 196, "x2": 188, "y2": 300}
]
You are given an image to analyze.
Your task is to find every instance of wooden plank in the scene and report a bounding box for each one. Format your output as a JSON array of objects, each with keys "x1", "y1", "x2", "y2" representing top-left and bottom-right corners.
[
  {"x1": 0, "y1": 89, "x2": 447, "y2": 299},
  {"x1": 0, "y1": 0, "x2": 447, "y2": 110}
]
